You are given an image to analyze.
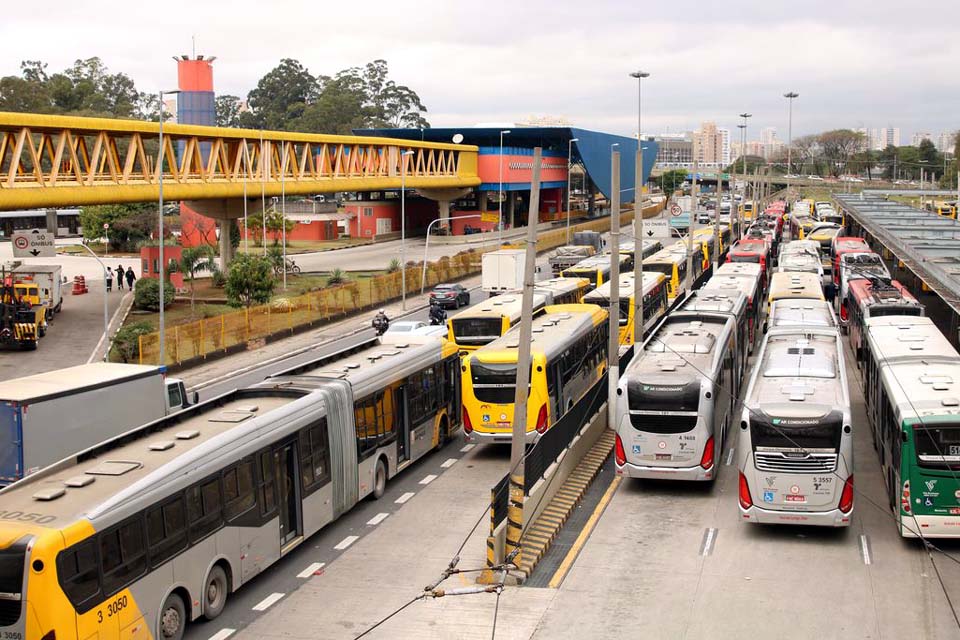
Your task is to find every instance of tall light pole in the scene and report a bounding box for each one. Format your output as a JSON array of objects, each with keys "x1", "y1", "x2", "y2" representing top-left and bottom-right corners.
[
  {"x1": 784, "y1": 92, "x2": 799, "y2": 195},
  {"x1": 739, "y1": 112, "x2": 752, "y2": 212},
  {"x1": 498, "y1": 130, "x2": 511, "y2": 247},
  {"x1": 400, "y1": 150, "x2": 414, "y2": 310},
  {"x1": 157, "y1": 89, "x2": 180, "y2": 365},
  {"x1": 630, "y1": 70, "x2": 650, "y2": 346},
  {"x1": 565, "y1": 137, "x2": 580, "y2": 243}
]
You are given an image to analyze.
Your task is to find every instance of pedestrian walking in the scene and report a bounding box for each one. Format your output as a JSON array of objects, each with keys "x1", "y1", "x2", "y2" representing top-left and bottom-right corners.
[
  {"x1": 125, "y1": 267, "x2": 136, "y2": 291},
  {"x1": 116, "y1": 264, "x2": 125, "y2": 291},
  {"x1": 105, "y1": 270, "x2": 113, "y2": 293}
]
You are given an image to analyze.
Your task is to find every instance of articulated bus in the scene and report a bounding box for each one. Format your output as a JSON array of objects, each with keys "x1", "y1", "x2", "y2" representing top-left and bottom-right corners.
[
  {"x1": 562, "y1": 254, "x2": 630, "y2": 293},
  {"x1": 767, "y1": 271, "x2": 825, "y2": 310},
  {"x1": 693, "y1": 225, "x2": 732, "y2": 262},
  {"x1": 738, "y1": 328, "x2": 855, "y2": 527},
  {"x1": 707, "y1": 262, "x2": 764, "y2": 349},
  {"x1": 619, "y1": 239, "x2": 663, "y2": 266},
  {"x1": 767, "y1": 299, "x2": 837, "y2": 334},
  {"x1": 679, "y1": 288, "x2": 750, "y2": 392},
  {"x1": 643, "y1": 242, "x2": 705, "y2": 302},
  {"x1": 847, "y1": 279, "x2": 923, "y2": 365},
  {"x1": 526, "y1": 276, "x2": 590, "y2": 306},
  {"x1": 447, "y1": 292, "x2": 547, "y2": 354},
  {"x1": 614, "y1": 308, "x2": 739, "y2": 482},
  {"x1": 583, "y1": 272, "x2": 669, "y2": 346},
  {"x1": 860, "y1": 315, "x2": 960, "y2": 537},
  {"x1": 0, "y1": 334, "x2": 461, "y2": 640},
  {"x1": 462, "y1": 304, "x2": 608, "y2": 444}
]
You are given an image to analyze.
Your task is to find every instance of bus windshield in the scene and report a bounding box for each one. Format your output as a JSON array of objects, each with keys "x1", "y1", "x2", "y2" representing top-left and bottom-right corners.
[
  {"x1": 914, "y1": 424, "x2": 960, "y2": 470},
  {"x1": 452, "y1": 318, "x2": 503, "y2": 345},
  {"x1": 0, "y1": 539, "x2": 25, "y2": 612}
]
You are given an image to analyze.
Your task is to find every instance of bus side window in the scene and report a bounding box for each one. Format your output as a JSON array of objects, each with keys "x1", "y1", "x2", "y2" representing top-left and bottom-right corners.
[
  {"x1": 300, "y1": 421, "x2": 331, "y2": 491},
  {"x1": 146, "y1": 496, "x2": 188, "y2": 568},
  {"x1": 187, "y1": 476, "x2": 223, "y2": 542},
  {"x1": 57, "y1": 540, "x2": 101, "y2": 609},
  {"x1": 257, "y1": 451, "x2": 277, "y2": 516},
  {"x1": 100, "y1": 517, "x2": 147, "y2": 596},
  {"x1": 224, "y1": 459, "x2": 257, "y2": 520}
]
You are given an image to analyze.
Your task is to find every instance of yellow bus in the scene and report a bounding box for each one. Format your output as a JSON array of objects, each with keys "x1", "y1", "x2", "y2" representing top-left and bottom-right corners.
[
  {"x1": 583, "y1": 272, "x2": 669, "y2": 345},
  {"x1": 643, "y1": 241, "x2": 705, "y2": 301},
  {"x1": 740, "y1": 201, "x2": 755, "y2": 221},
  {"x1": 619, "y1": 239, "x2": 663, "y2": 266},
  {"x1": 0, "y1": 333, "x2": 461, "y2": 640},
  {"x1": 694, "y1": 224, "x2": 731, "y2": 261},
  {"x1": 530, "y1": 276, "x2": 591, "y2": 305},
  {"x1": 462, "y1": 304, "x2": 608, "y2": 444},
  {"x1": 561, "y1": 253, "x2": 630, "y2": 292},
  {"x1": 767, "y1": 271, "x2": 825, "y2": 309},
  {"x1": 447, "y1": 292, "x2": 548, "y2": 353}
]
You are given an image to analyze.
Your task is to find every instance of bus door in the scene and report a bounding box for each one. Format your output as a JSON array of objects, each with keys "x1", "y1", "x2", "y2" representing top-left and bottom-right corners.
[
  {"x1": 395, "y1": 385, "x2": 410, "y2": 463},
  {"x1": 277, "y1": 441, "x2": 302, "y2": 548}
]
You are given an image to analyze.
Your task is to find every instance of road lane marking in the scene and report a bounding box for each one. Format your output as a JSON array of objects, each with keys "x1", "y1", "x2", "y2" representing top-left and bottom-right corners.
[
  {"x1": 460, "y1": 444, "x2": 475, "y2": 453},
  {"x1": 296, "y1": 562, "x2": 325, "y2": 578},
  {"x1": 252, "y1": 593, "x2": 284, "y2": 611},
  {"x1": 549, "y1": 476, "x2": 622, "y2": 589},
  {"x1": 700, "y1": 528, "x2": 718, "y2": 556},
  {"x1": 860, "y1": 534, "x2": 873, "y2": 565},
  {"x1": 441, "y1": 458, "x2": 458, "y2": 468},
  {"x1": 725, "y1": 448, "x2": 735, "y2": 466},
  {"x1": 367, "y1": 512, "x2": 390, "y2": 526},
  {"x1": 334, "y1": 535, "x2": 360, "y2": 550},
  {"x1": 208, "y1": 630, "x2": 236, "y2": 640},
  {"x1": 419, "y1": 474, "x2": 438, "y2": 485},
  {"x1": 395, "y1": 492, "x2": 415, "y2": 504}
]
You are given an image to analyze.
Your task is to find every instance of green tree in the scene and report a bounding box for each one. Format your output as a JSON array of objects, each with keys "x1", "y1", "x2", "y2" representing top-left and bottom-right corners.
[
  {"x1": 225, "y1": 254, "x2": 275, "y2": 307},
  {"x1": 264, "y1": 208, "x2": 295, "y2": 245},
  {"x1": 215, "y1": 95, "x2": 243, "y2": 127},
  {"x1": 133, "y1": 277, "x2": 174, "y2": 312},
  {"x1": 818, "y1": 129, "x2": 865, "y2": 177},
  {"x1": 170, "y1": 245, "x2": 216, "y2": 311},
  {"x1": 243, "y1": 214, "x2": 265, "y2": 247},
  {"x1": 725, "y1": 155, "x2": 766, "y2": 175},
  {"x1": 656, "y1": 169, "x2": 688, "y2": 194},
  {"x1": 245, "y1": 59, "x2": 320, "y2": 130},
  {"x1": 81, "y1": 203, "x2": 156, "y2": 250}
]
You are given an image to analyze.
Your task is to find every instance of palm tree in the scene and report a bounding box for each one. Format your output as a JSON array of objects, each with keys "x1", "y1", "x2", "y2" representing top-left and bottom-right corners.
[{"x1": 171, "y1": 245, "x2": 217, "y2": 311}]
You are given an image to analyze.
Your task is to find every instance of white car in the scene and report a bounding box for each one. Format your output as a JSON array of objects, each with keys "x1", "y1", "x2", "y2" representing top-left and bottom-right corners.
[
  {"x1": 807, "y1": 175, "x2": 824, "y2": 181},
  {"x1": 384, "y1": 320, "x2": 428, "y2": 334},
  {"x1": 412, "y1": 325, "x2": 449, "y2": 337}
]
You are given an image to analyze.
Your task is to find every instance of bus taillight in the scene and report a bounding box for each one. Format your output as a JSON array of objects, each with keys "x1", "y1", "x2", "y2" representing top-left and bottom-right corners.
[
  {"x1": 615, "y1": 434, "x2": 626, "y2": 466},
  {"x1": 462, "y1": 406, "x2": 473, "y2": 434},
  {"x1": 738, "y1": 472, "x2": 753, "y2": 509},
  {"x1": 901, "y1": 479, "x2": 911, "y2": 514},
  {"x1": 535, "y1": 404, "x2": 549, "y2": 434},
  {"x1": 699, "y1": 436, "x2": 715, "y2": 470},
  {"x1": 840, "y1": 301, "x2": 848, "y2": 322},
  {"x1": 839, "y1": 475, "x2": 854, "y2": 514}
]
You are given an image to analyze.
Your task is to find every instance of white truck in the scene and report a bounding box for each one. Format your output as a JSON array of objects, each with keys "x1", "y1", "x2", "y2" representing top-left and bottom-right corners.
[
  {"x1": 12, "y1": 264, "x2": 64, "y2": 314},
  {"x1": 481, "y1": 249, "x2": 526, "y2": 294},
  {"x1": 0, "y1": 363, "x2": 196, "y2": 484}
]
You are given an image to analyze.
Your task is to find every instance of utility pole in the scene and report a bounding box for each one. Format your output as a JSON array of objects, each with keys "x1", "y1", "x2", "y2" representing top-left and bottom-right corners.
[
  {"x1": 714, "y1": 173, "x2": 721, "y2": 272},
  {"x1": 784, "y1": 92, "x2": 798, "y2": 196},
  {"x1": 630, "y1": 70, "x2": 649, "y2": 347},
  {"x1": 505, "y1": 147, "x2": 543, "y2": 569},
  {"x1": 608, "y1": 150, "x2": 622, "y2": 431},
  {"x1": 686, "y1": 158, "x2": 698, "y2": 293}
]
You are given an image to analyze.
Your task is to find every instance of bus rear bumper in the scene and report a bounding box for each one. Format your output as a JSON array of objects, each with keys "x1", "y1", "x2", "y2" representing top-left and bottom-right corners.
[
  {"x1": 466, "y1": 430, "x2": 541, "y2": 445},
  {"x1": 740, "y1": 504, "x2": 852, "y2": 527},
  {"x1": 616, "y1": 461, "x2": 715, "y2": 482},
  {"x1": 899, "y1": 514, "x2": 960, "y2": 538}
]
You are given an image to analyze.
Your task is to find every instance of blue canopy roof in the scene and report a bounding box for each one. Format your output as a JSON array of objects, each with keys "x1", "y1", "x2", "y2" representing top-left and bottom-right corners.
[{"x1": 354, "y1": 126, "x2": 658, "y2": 204}]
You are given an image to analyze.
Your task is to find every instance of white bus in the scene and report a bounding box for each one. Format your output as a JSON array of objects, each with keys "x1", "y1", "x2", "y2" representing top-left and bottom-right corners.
[{"x1": 737, "y1": 328, "x2": 854, "y2": 527}]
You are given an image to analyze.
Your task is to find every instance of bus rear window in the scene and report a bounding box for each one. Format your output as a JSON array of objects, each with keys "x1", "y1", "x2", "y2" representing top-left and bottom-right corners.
[
  {"x1": 869, "y1": 306, "x2": 922, "y2": 318},
  {"x1": 470, "y1": 361, "x2": 527, "y2": 404},
  {"x1": 452, "y1": 318, "x2": 503, "y2": 345},
  {"x1": 645, "y1": 263, "x2": 674, "y2": 277},
  {"x1": 627, "y1": 380, "x2": 699, "y2": 414},
  {"x1": 914, "y1": 425, "x2": 960, "y2": 470},
  {"x1": 750, "y1": 412, "x2": 842, "y2": 452},
  {"x1": 0, "y1": 539, "x2": 26, "y2": 625},
  {"x1": 592, "y1": 299, "x2": 631, "y2": 326},
  {"x1": 731, "y1": 254, "x2": 760, "y2": 264}
]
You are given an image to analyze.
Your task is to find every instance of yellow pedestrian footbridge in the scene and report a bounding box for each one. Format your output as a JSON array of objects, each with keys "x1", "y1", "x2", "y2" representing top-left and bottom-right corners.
[{"x1": 0, "y1": 112, "x2": 480, "y2": 210}]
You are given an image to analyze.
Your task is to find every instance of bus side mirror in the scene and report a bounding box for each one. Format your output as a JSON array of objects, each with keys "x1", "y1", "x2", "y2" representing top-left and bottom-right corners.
[{"x1": 191, "y1": 391, "x2": 200, "y2": 406}]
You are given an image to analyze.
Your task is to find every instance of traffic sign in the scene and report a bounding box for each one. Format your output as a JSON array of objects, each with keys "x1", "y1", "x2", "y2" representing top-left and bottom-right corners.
[
  {"x1": 643, "y1": 220, "x2": 670, "y2": 238},
  {"x1": 11, "y1": 229, "x2": 55, "y2": 258},
  {"x1": 669, "y1": 204, "x2": 683, "y2": 217}
]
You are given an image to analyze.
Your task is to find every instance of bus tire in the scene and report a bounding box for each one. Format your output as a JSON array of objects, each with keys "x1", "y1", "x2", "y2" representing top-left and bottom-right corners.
[
  {"x1": 438, "y1": 415, "x2": 450, "y2": 447},
  {"x1": 202, "y1": 565, "x2": 229, "y2": 620},
  {"x1": 372, "y1": 457, "x2": 388, "y2": 500},
  {"x1": 158, "y1": 592, "x2": 187, "y2": 640}
]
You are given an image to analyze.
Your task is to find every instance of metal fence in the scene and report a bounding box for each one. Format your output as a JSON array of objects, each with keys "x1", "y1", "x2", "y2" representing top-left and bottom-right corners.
[{"x1": 135, "y1": 200, "x2": 665, "y2": 366}]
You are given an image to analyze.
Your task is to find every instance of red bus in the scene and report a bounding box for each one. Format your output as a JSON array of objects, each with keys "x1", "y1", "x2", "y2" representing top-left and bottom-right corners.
[
  {"x1": 831, "y1": 237, "x2": 870, "y2": 285},
  {"x1": 847, "y1": 278, "x2": 924, "y2": 366}
]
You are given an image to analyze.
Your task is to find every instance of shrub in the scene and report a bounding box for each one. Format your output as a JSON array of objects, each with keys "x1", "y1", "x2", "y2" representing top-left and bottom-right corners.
[
  {"x1": 225, "y1": 254, "x2": 276, "y2": 307},
  {"x1": 133, "y1": 278, "x2": 174, "y2": 312},
  {"x1": 387, "y1": 258, "x2": 401, "y2": 273},
  {"x1": 110, "y1": 321, "x2": 153, "y2": 363},
  {"x1": 327, "y1": 268, "x2": 348, "y2": 286}
]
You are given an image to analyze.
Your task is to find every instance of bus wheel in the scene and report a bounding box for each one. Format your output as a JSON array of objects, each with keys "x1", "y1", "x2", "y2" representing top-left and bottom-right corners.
[
  {"x1": 202, "y1": 565, "x2": 228, "y2": 620},
  {"x1": 159, "y1": 593, "x2": 186, "y2": 640},
  {"x1": 372, "y1": 458, "x2": 387, "y2": 500}
]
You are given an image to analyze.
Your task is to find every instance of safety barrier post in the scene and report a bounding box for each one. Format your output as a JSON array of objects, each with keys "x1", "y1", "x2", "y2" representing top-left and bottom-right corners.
[
  {"x1": 220, "y1": 315, "x2": 225, "y2": 352},
  {"x1": 174, "y1": 326, "x2": 180, "y2": 364},
  {"x1": 200, "y1": 319, "x2": 205, "y2": 358},
  {"x1": 138, "y1": 335, "x2": 143, "y2": 365}
]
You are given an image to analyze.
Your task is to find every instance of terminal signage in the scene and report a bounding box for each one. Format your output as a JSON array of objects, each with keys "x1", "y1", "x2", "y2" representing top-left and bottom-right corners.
[{"x1": 11, "y1": 229, "x2": 55, "y2": 258}]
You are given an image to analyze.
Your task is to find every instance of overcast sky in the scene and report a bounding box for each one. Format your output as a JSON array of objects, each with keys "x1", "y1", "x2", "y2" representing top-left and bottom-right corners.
[{"x1": 4, "y1": 0, "x2": 958, "y2": 142}]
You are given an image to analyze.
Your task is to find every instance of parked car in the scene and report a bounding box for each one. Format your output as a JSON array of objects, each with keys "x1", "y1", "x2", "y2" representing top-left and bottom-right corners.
[
  {"x1": 430, "y1": 283, "x2": 470, "y2": 308},
  {"x1": 385, "y1": 320, "x2": 428, "y2": 334}
]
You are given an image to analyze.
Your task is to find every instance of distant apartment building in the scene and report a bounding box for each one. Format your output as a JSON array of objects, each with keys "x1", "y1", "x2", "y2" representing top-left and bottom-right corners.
[
  {"x1": 717, "y1": 127, "x2": 731, "y2": 165},
  {"x1": 938, "y1": 131, "x2": 957, "y2": 153},
  {"x1": 868, "y1": 127, "x2": 900, "y2": 150},
  {"x1": 655, "y1": 133, "x2": 693, "y2": 166},
  {"x1": 692, "y1": 121, "x2": 725, "y2": 166},
  {"x1": 759, "y1": 127, "x2": 777, "y2": 146},
  {"x1": 911, "y1": 132, "x2": 933, "y2": 147}
]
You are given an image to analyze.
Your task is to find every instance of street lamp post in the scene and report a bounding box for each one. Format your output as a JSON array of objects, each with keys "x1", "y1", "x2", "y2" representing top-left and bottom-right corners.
[
  {"x1": 784, "y1": 92, "x2": 798, "y2": 195},
  {"x1": 157, "y1": 89, "x2": 180, "y2": 365},
  {"x1": 498, "y1": 130, "x2": 511, "y2": 247},
  {"x1": 630, "y1": 70, "x2": 650, "y2": 346},
  {"x1": 401, "y1": 150, "x2": 414, "y2": 310},
  {"x1": 421, "y1": 214, "x2": 484, "y2": 295},
  {"x1": 566, "y1": 137, "x2": 580, "y2": 244},
  {"x1": 739, "y1": 112, "x2": 752, "y2": 216}
]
